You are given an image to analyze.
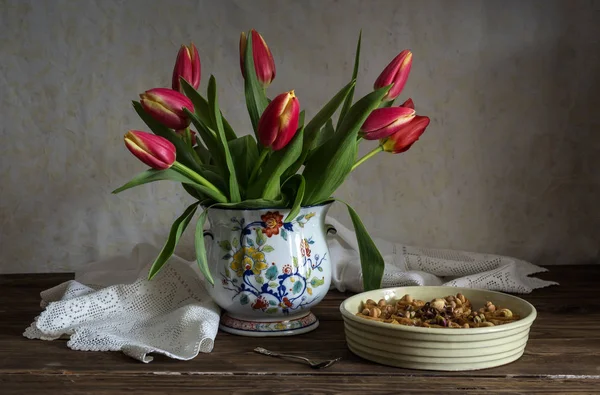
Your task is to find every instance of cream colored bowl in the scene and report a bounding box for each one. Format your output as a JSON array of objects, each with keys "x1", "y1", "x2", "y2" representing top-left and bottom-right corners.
[{"x1": 340, "y1": 286, "x2": 537, "y2": 371}]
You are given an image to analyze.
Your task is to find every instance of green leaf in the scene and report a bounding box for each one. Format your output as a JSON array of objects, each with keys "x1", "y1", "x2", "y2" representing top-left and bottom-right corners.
[
  {"x1": 195, "y1": 206, "x2": 215, "y2": 285},
  {"x1": 194, "y1": 141, "x2": 212, "y2": 165},
  {"x1": 184, "y1": 110, "x2": 224, "y2": 171},
  {"x1": 148, "y1": 202, "x2": 199, "y2": 280},
  {"x1": 292, "y1": 281, "x2": 303, "y2": 294},
  {"x1": 218, "y1": 240, "x2": 232, "y2": 251},
  {"x1": 247, "y1": 128, "x2": 305, "y2": 200},
  {"x1": 268, "y1": 281, "x2": 278, "y2": 288},
  {"x1": 337, "y1": 31, "x2": 362, "y2": 129},
  {"x1": 265, "y1": 265, "x2": 278, "y2": 281},
  {"x1": 212, "y1": 197, "x2": 288, "y2": 210},
  {"x1": 228, "y1": 135, "x2": 259, "y2": 191},
  {"x1": 307, "y1": 119, "x2": 335, "y2": 162},
  {"x1": 262, "y1": 245, "x2": 275, "y2": 253},
  {"x1": 240, "y1": 294, "x2": 249, "y2": 305},
  {"x1": 243, "y1": 31, "x2": 269, "y2": 138},
  {"x1": 180, "y1": 78, "x2": 237, "y2": 141},
  {"x1": 256, "y1": 276, "x2": 265, "y2": 284},
  {"x1": 247, "y1": 238, "x2": 255, "y2": 247},
  {"x1": 208, "y1": 75, "x2": 241, "y2": 203},
  {"x1": 132, "y1": 101, "x2": 203, "y2": 174},
  {"x1": 112, "y1": 168, "x2": 224, "y2": 203},
  {"x1": 293, "y1": 256, "x2": 298, "y2": 268},
  {"x1": 282, "y1": 174, "x2": 305, "y2": 222},
  {"x1": 222, "y1": 253, "x2": 232, "y2": 260},
  {"x1": 281, "y1": 228, "x2": 288, "y2": 241},
  {"x1": 232, "y1": 237, "x2": 239, "y2": 248},
  {"x1": 265, "y1": 307, "x2": 278, "y2": 314},
  {"x1": 283, "y1": 82, "x2": 355, "y2": 180},
  {"x1": 224, "y1": 266, "x2": 231, "y2": 278},
  {"x1": 256, "y1": 228, "x2": 266, "y2": 246},
  {"x1": 302, "y1": 86, "x2": 390, "y2": 205},
  {"x1": 340, "y1": 200, "x2": 384, "y2": 291}
]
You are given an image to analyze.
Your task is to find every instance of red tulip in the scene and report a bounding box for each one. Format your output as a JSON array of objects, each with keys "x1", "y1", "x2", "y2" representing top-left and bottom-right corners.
[
  {"x1": 381, "y1": 115, "x2": 430, "y2": 154},
  {"x1": 124, "y1": 130, "x2": 176, "y2": 170},
  {"x1": 240, "y1": 29, "x2": 276, "y2": 88},
  {"x1": 374, "y1": 50, "x2": 413, "y2": 101},
  {"x1": 140, "y1": 88, "x2": 194, "y2": 130},
  {"x1": 360, "y1": 106, "x2": 416, "y2": 140},
  {"x1": 172, "y1": 43, "x2": 201, "y2": 93},
  {"x1": 257, "y1": 91, "x2": 299, "y2": 151}
]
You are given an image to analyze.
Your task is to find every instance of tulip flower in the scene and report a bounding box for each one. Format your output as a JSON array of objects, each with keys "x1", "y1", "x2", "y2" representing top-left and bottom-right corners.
[
  {"x1": 140, "y1": 88, "x2": 194, "y2": 130},
  {"x1": 374, "y1": 50, "x2": 413, "y2": 101},
  {"x1": 257, "y1": 90, "x2": 300, "y2": 151},
  {"x1": 124, "y1": 130, "x2": 176, "y2": 170},
  {"x1": 239, "y1": 29, "x2": 276, "y2": 88},
  {"x1": 381, "y1": 115, "x2": 430, "y2": 154},
  {"x1": 172, "y1": 43, "x2": 201, "y2": 93},
  {"x1": 360, "y1": 106, "x2": 416, "y2": 140}
]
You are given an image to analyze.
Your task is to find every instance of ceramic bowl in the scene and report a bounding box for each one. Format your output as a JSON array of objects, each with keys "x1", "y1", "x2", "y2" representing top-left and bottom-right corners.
[{"x1": 340, "y1": 286, "x2": 537, "y2": 371}]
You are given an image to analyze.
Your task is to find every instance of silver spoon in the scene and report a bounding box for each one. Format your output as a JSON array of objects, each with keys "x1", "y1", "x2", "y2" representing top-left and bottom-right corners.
[{"x1": 253, "y1": 347, "x2": 342, "y2": 369}]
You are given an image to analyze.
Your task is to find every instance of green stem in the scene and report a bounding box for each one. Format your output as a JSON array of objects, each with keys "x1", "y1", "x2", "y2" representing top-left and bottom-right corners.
[
  {"x1": 351, "y1": 145, "x2": 383, "y2": 171},
  {"x1": 171, "y1": 161, "x2": 228, "y2": 202},
  {"x1": 248, "y1": 148, "x2": 269, "y2": 184}
]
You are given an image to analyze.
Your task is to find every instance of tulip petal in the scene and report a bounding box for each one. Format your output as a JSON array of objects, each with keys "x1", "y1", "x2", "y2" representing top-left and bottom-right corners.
[
  {"x1": 382, "y1": 115, "x2": 430, "y2": 154},
  {"x1": 400, "y1": 98, "x2": 415, "y2": 109},
  {"x1": 361, "y1": 107, "x2": 416, "y2": 140},
  {"x1": 124, "y1": 130, "x2": 176, "y2": 169},
  {"x1": 374, "y1": 50, "x2": 412, "y2": 101},
  {"x1": 257, "y1": 91, "x2": 299, "y2": 150}
]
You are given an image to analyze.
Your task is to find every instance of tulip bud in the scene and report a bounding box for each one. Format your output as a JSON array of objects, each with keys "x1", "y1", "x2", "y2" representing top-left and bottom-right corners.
[
  {"x1": 258, "y1": 91, "x2": 299, "y2": 151},
  {"x1": 239, "y1": 29, "x2": 276, "y2": 88},
  {"x1": 172, "y1": 43, "x2": 201, "y2": 93},
  {"x1": 381, "y1": 115, "x2": 430, "y2": 154},
  {"x1": 360, "y1": 106, "x2": 416, "y2": 140},
  {"x1": 374, "y1": 50, "x2": 413, "y2": 101},
  {"x1": 140, "y1": 88, "x2": 194, "y2": 130},
  {"x1": 124, "y1": 130, "x2": 176, "y2": 170}
]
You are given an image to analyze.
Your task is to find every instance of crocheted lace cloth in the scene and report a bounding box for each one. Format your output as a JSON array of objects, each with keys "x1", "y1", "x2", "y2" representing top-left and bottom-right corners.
[{"x1": 24, "y1": 216, "x2": 557, "y2": 362}]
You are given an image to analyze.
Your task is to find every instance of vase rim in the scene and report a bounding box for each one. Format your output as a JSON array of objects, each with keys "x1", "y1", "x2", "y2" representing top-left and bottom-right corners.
[{"x1": 203, "y1": 199, "x2": 334, "y2": 212}]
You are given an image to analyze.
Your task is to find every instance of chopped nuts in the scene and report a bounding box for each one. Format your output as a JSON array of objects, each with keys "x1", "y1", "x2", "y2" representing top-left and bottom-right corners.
[{"x1": 356, "y1": 293, "x2": 520, "y2": 329}]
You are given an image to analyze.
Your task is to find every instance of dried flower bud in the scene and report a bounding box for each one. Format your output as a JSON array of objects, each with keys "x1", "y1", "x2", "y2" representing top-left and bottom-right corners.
[
  {"x1": 361, "y1": 308, "x2": 370, "y2": 315},
  {"x1": 378, "y1": 299, "x2": 387, "y2": 308}
]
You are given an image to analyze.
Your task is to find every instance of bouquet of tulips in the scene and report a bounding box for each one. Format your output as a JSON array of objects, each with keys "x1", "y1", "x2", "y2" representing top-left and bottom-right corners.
[{"x1": 114, "y1": 30, "x2": 430, "y2": 291}]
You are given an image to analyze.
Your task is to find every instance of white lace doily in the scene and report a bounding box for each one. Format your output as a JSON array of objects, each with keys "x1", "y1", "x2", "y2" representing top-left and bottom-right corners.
[
  {"x1": 24, "y1": 217, "x2": 557, "y2": 362},
  {"x1": 24, "y1": 247, "x2": 220, "y2": 363}
]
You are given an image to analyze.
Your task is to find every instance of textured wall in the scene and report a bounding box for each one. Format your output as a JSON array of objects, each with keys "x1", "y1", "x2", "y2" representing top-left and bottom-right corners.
[{"x1": 1, "y1": 0, "x2": 599, "y2": 273}]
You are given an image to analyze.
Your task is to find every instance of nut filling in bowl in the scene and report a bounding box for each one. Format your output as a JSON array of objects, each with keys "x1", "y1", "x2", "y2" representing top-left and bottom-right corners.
[
  {"x1": 357, "y1": 293, "x2": 520, "y2": 328},
  {"x1": 340, "y1": 286, "x2": 537, "y2": 371}
]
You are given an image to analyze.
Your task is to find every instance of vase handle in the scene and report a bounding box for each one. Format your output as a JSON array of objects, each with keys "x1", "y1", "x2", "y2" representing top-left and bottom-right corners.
[
  {"x1": 325, "y1": 224, "x2": 337, "y2": 235},
  {"x1": 203, "y1": 230, "x2": 214, "y2": 240}
]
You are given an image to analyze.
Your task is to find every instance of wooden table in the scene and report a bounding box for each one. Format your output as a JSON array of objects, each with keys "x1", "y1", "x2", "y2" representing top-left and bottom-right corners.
[{"x1": 1, "y1": 266, "x2": 598, "y2": 394}]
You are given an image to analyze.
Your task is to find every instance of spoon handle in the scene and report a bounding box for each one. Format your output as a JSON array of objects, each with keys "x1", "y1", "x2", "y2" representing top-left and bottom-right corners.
[{"x1": 254, "y1": 347, "x2": 311, "y2": 365}]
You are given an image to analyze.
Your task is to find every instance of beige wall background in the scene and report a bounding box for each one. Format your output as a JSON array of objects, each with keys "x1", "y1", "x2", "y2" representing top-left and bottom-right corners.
[{"x1": 1, "y1": 0, "x2": 599, "y2": 273}]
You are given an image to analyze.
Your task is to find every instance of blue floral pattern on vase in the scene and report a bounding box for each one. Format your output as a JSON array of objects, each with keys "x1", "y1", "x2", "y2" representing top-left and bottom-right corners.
[{"x1": 218, "y1": 211, "x2": 326, "y2": 315}]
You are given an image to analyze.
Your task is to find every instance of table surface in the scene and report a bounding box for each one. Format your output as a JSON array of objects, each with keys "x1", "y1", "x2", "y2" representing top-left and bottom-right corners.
[{"x1": 1, "y1": 265, "x2": 599, "y2": 394}]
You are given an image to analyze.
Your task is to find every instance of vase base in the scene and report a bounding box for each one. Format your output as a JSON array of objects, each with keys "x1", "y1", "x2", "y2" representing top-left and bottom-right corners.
[{"x1": 219, "y1": 311, "x2": 319, "y2": 337}]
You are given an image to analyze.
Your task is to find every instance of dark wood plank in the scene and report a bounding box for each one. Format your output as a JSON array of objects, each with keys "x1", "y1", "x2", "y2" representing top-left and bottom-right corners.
[
  {"x1": 1, "y1": 373, "x2": 599, "y2": 394},
  {"x1": 1, "y1": 265, "x2": 599, "y2": 393}
]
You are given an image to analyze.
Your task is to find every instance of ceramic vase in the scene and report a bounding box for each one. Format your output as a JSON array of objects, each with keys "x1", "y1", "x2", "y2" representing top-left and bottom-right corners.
[{"x1": 203, "y1": 203, "x2": 334, "y2": 336}]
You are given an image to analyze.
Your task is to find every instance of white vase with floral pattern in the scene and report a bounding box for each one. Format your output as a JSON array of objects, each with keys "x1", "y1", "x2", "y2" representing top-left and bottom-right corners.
[{"x1": 203, "y1": 203, "x2": 334, "y2": 336}]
